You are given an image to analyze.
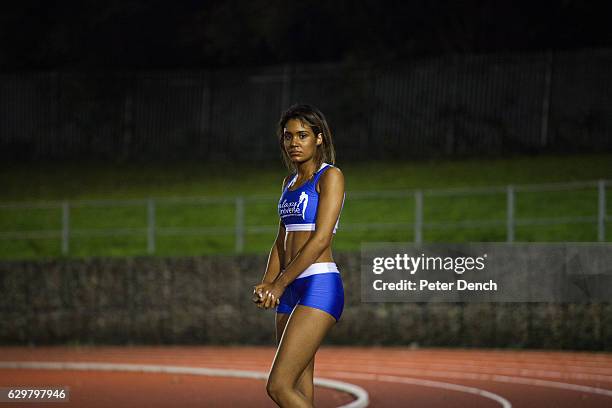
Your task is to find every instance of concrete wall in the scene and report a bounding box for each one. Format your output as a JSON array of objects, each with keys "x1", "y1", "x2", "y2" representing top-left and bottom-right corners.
[{"x1": 1, "y1": 253, "x2": 610, "y2": 350}]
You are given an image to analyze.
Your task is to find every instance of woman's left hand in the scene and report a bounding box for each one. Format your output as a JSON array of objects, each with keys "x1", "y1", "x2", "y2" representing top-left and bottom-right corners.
[{"x1": 252, "y1": 281, "x2": 285, "y2": 309}]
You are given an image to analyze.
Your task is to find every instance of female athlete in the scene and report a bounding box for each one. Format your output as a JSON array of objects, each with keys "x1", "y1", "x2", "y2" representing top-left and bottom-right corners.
[{"x1": 252, "y1": 104, "x2": 345, "y2": 407}]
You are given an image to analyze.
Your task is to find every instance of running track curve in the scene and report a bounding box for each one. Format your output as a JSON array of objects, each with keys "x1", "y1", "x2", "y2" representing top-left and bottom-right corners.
[{"x1": 1, "y1": 346, "x2": 611, "y2": 407}]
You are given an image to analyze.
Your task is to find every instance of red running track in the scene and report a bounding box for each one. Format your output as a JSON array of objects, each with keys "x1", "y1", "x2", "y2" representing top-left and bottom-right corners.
[{"x1": 1, "y1": 346, "x2": 611, "y2": 407}]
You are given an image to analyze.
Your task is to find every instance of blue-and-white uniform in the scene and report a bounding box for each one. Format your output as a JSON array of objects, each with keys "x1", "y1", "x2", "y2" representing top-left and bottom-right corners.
[{"x1": 276, "y1": 163, "x2": 345, "y2": 322}]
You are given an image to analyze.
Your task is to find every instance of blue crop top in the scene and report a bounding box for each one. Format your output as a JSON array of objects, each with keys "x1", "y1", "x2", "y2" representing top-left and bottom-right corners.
[{"x1": 278, "y1": 163, "x2": 344, "y2": 234}]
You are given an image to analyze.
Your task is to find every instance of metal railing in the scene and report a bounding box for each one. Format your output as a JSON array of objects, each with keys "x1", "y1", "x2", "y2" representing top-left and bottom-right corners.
[{"x1": 0, "y1": 179, "x2": 608, "y2": 256}]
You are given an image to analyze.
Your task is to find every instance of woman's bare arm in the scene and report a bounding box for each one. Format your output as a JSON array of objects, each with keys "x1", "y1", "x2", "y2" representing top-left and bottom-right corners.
[
  {"x1": 261, "y1": 222, "x2": 286, "y2": 284},
  {"x1": 259, "y1": 175, "x2": 291, "y2": 284}
]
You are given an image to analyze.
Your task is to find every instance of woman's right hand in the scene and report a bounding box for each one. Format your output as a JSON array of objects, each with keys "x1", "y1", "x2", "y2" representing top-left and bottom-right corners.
[
  {"x1": 252, "y1": 282, "x2": 281, "y2": 309},
  {"x1": 251, "y1": 289, "x2": 264, "y2": 304}
]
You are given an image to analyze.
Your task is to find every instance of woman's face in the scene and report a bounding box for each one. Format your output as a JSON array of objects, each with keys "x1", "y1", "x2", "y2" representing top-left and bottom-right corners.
[{"x1": 282, "y1": 118, "x2": 322, "y2": 164}]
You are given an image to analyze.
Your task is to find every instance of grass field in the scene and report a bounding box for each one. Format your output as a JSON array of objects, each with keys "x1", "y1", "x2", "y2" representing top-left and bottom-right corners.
[{"x1": 1, "y1": 153, "x2": 611, "y2": 260}]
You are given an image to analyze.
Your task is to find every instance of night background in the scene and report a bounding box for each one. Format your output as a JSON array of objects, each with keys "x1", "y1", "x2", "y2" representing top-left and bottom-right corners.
[
  {"x1": 2, "y1": 1, "x2": 610, "y2": 70},
  {"x1": 1, "y1": 2, "x2": 612, "y2": 407},
  {"x1": 2, "y1": 1, "x2": 612, "y2": 163}
]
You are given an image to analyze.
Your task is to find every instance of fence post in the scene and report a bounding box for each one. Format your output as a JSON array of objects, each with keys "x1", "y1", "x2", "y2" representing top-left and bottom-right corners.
[
  {"x1": 506, "y1": 185, "x2": 514, "y2": 243},
  {"x1": 414, "y1": 190, "x2": 423, "y2": 244},
  {"x1": 598, "y1": 180, "x2": 606, "y2": 242},
  {"x1": 61, "y1": 201, "x2": 70, "y2": 255},
  {"x1": 147, "y1": 198, "x2": 156, "y2": 254},
  {"x1": 540, "y1": 49, "x2": 553, "y2": 148},
  {"x1": 235, "y1": 196, "x2": 245, "y2": 253},
  {"x1": 121, "y1": 76, "x2": 135, "y2": 161}
]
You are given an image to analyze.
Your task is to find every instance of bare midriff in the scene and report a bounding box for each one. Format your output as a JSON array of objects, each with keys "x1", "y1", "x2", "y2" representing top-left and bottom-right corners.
[{"x1": 283, "y1": 230, "x2": 334, "y2": 267}]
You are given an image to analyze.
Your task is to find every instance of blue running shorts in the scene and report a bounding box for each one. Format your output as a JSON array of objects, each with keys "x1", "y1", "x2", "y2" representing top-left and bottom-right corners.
[{"x1": 276, "y1": 266, "x2": 344, "y2": 322}]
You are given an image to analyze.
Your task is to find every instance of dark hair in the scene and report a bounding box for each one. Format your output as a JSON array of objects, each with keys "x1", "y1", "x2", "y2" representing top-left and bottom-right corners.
[{"x1": 277, "y1": 104, "x2": 336, "y2": 172}]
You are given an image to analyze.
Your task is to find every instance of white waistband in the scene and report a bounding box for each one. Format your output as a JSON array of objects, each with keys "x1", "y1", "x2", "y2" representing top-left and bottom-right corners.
[
  {"x1": 295, "y1": 262, "x2": 339, "y2": 279},
  {"x1": 285, "y1": 223, "x2": 338, "y2": 234}
]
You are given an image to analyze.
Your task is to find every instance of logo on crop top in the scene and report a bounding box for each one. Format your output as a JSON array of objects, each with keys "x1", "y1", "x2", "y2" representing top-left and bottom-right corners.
[
  {"x1": 279, "y1": 192, "x2": 309, "y2": 219},
  {"x1": 298, "y1": 192, "x2": 309, "y2": 219}
]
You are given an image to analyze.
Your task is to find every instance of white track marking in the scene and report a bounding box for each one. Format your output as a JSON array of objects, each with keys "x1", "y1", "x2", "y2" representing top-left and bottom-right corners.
[
  {"x1": 316, "y1": 364, "x2": 612, "y2": 398},
  {"x1": 323, "y1": 371, "x2": 512, "y2": 408},
  {"x1": 4, "y1": 350, "x2": 612, "y2": 403},
  {"x1": 0, "y1": 361, "x2": 369, "y2": 408},
  {"x1": 313, "y1": 362, "x2": 612, "y2": 383},
  {"x1": 119, "y1": 353, "x2": 612, "y2": 382},
  {"x1": 25, "y1": 354, "x2": 612, "y2": 384},
  {"x1": 143, "y1": 357, "x2": 612, "y2": 381},
  {"x1": 317, "y1": 357, "x2": 612, "y2": 374},
  {"x1": 26, "y1": 349, "x2": 612, "y2": 371},
  {"x1": 195, "y1": 361, "x2": 612, "y2": 399}
]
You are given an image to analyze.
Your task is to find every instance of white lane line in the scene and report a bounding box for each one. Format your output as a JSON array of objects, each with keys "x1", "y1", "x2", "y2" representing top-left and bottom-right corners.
[
  {"x1": 315, "y1": 364, "x2": 612, "y2": 398},
  {"x1": 318, "y1": 352, "x2": 612, "y2": 364},
  {"x1": 142, "y1": 358, "x2": 612, "y2": 382},
  {"x1": 16, "y1": 351, "x2": 612, "y2": 373},
  {"x1": 318, "y1": 358, "x2": 612, "y2": 375},
  {"x1": 313, "y1": 362, "x2": 612, "y2": 383},
  {"x1": 487, "y1": 374, "x2": 612, "y2": 398},
  {"x1": 0, "y1": 361, "x2": 369, "y2": 408},
  {"x1": 39, "y1": 348, "x2": 610, "y2": 366},
  {"x1": 323, "y1": 371, "x2": 512, "y2": 408}
]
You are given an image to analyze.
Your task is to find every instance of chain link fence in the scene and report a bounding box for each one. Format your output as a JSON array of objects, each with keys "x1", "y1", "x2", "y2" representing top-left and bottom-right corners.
[{"x1": 1, "y1": 49, "x2": 612, "y2": 162}]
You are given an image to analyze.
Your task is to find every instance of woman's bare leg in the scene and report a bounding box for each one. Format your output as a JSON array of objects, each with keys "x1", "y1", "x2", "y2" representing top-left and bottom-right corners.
[
  {"x1": 267, "y1": 306, "x2": 336, "y2": 407},
  {"x1": 275, "y1": 313, "x2": 315, "y2": 404}
]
